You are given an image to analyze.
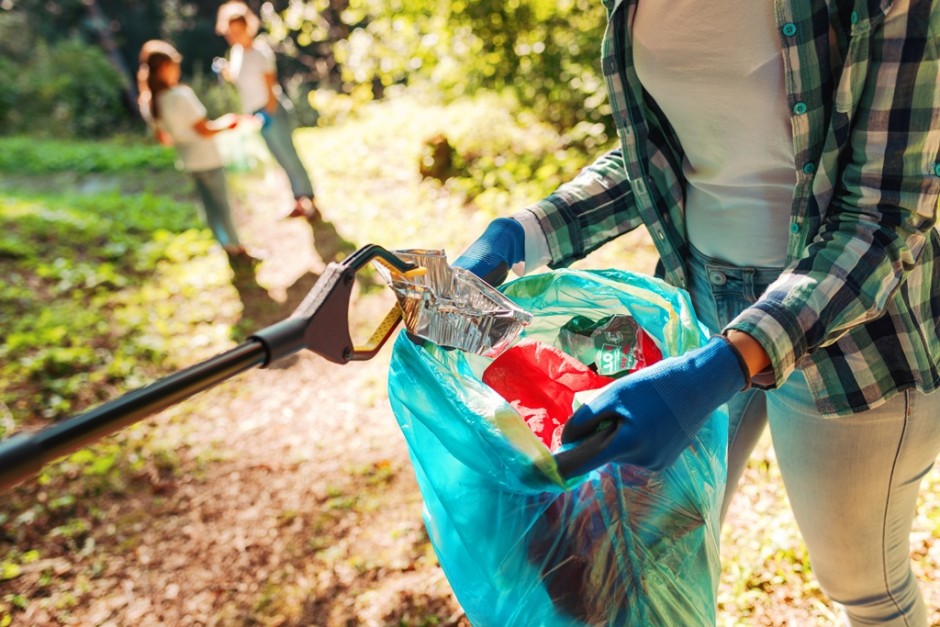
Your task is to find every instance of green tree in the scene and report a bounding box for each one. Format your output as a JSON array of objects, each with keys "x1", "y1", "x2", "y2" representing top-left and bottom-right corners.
[{"x1": 263, "y1": 0, "x2": 612, "y2": 142}]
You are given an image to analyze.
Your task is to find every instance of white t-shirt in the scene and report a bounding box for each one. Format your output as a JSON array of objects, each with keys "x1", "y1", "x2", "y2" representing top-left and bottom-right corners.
[
  {"x1": 156, "y1": 86, "x2": 223, "y2": 172},
  {"x1": 228, "y1": 39, "x2": 280, "y2": 113},
  {"x1": 632, "y1": 0, "x2": 794, "y2": 267}
]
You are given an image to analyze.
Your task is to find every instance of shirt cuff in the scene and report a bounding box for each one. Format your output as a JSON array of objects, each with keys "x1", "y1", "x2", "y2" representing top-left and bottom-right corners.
[{"x1": 512, "y1": 209, "x2": 552, "y2": 276}]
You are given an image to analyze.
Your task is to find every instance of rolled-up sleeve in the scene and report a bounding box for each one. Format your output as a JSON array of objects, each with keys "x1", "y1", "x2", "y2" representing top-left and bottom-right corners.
[{"x1": 517, "y1": 149, "x2": 643, "y2": 269}]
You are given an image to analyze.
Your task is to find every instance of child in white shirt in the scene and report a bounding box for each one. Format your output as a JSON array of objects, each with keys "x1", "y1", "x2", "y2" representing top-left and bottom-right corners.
[{"x1": 137, "y1": 39, "x2": 250, "y2": 260}]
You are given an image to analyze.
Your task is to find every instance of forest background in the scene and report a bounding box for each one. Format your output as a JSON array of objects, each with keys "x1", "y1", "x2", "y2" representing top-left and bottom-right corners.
[{"x1": 1, "y1": 0, "x2": 939, "y2": 625}]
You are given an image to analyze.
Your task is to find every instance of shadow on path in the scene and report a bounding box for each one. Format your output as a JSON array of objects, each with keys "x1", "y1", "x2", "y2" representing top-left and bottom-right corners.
[
  {"x1": 223, "y1": 214, "x2": 366, "y2": 369},
  {"x1": 307, "y1": 215, "x2": 358, "y2": 265},
  {"x1": 226, "y1": 254, "x2": 320, "y2": 355}
]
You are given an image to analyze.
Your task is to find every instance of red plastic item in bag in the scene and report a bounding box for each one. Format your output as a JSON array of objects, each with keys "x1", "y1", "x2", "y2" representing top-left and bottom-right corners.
[
  {"x1": 635, "y1": 327, "x2": 663, "y2": 369},
  {"x1": 482, "y1": 342, "x2": 616, "y2": 451}
]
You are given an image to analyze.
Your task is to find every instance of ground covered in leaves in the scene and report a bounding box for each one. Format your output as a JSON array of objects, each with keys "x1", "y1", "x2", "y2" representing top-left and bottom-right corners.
[{"x1": 1, "y1": 95, "x2": 938, "y2": 626}]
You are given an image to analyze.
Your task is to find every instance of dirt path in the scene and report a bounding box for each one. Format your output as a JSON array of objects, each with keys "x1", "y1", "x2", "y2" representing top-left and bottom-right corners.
[{"x1": 57, "y1": 354, "x2": 465, "y2": 627}]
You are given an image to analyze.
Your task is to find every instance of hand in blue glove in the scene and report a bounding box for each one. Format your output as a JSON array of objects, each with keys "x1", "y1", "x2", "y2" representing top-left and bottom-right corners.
[
  {"x1": 254, "y1": 109, "x2": 272, "y2": 129},
  {"x1": 557, "y1": 336, "x2": 750, "y2": 477},
  {"x1": 452, "y1": 217, "x2": 525, "y2": 286}
]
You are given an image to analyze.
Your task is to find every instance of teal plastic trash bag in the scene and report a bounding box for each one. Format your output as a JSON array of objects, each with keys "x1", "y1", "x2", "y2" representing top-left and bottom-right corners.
[{"x1": 387, "y1": 269, "x2": 728, "y2": 626}]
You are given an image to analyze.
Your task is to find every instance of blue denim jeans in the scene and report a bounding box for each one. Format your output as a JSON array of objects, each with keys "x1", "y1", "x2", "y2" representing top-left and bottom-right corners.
[
  {"x1": 190, "y1": 167, "x2": 241, "y2": 248},
  {"x1": 258, "y1": 99, "x2": 315, "y2": 200},
  {"x1": 685, "y1": 245, "x2": 940, "y2": 626}
]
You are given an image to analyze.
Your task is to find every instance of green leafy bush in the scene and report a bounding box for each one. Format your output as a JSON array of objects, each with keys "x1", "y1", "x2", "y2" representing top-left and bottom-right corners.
[
  {"x1": 2, "y1": 38, "x2": 128, "y2": 138},
  {"x1": 265, "y1": 0, "x2": 613, "y2": 145}
]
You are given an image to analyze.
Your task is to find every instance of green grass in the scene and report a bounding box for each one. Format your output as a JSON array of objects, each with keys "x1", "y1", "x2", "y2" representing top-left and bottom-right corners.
[
  {"x1": 0, "y1": 189, "x2": 240, "y2": 429},
  {"x1": 0, "y1": 136, "x2": 176, "y2": 175}
]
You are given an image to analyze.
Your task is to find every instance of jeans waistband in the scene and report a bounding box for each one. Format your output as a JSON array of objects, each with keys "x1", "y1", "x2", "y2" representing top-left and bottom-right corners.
[{"x1": 687, "y1": 245, "x2": 784, "y2": 298}]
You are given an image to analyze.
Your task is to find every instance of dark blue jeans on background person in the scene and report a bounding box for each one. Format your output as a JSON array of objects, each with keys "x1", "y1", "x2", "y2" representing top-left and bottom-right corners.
[
  {"x1": 190, "y1": 167, "x2": 241, "y2": 250},
  {"x1": 257, "y1": 98, "x2": 315, "y2": 200},
  {"x1": 684, "y1": 244, "x2": 940, "y2": 626}
]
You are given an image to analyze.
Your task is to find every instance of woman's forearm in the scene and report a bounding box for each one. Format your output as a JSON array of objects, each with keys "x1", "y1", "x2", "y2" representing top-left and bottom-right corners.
[{"x1": 725, "y1": 329, "x2": 771, "y2": 379}]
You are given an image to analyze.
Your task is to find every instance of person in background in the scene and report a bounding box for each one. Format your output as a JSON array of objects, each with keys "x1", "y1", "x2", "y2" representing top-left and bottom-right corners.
[
  {"x1": 137, "y1": 40, "x2": 252, "y2": 261},
  {"x1": 214, "y1": 0, "x2": 319, "y2": 221},
  {"x1": 451, "y1": 0, "x2": 940, "y2": 624}
]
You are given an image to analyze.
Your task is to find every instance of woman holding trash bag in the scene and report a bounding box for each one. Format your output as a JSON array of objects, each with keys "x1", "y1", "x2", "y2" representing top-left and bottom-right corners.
[
  {"x1": 452, "y1": 0, "x2": 940, "y2": 624},
  {"x1": 214, "y1": 1, "x2": 320, "y2": 221}
]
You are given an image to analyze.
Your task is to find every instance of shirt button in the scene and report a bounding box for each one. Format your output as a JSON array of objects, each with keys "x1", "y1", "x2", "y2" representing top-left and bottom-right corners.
[
  {"x1": 802, "y1": 162, "x2": 816, "y2": 174},
  {"x1": 782, "y1": 22, "x2": 798, "y2": 37},
  {"x1": 934, "y1": 163, "x2": 940, "y2": 176},
  {"x1": 792, "y1": 101, "x2": 808, "y2": 115},
  {"x1": 851, "y1": 10, "x2": 859, "y2": 25},
  {"x1": 790, "y1": 223, "x2": 800, "y2": 234}
]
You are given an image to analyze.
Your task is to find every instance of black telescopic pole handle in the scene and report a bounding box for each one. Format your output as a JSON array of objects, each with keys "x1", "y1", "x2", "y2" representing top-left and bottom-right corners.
[{"x1": 0, "y1": 341, "x2": 267, "y2": 493}]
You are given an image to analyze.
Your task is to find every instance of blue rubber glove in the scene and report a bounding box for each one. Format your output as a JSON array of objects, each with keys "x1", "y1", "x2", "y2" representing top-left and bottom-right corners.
[
  {"x1": 452, "y1": 218, "x2": 525, "y2": 286},
  {"x1": 557, "y1": 336, "x2": 749, "y2": 477}
]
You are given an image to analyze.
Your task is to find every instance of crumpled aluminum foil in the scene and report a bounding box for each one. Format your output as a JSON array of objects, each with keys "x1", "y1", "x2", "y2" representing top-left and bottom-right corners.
[{"x1": 373, "y1": 249, "x2": 532, "y2": 358}]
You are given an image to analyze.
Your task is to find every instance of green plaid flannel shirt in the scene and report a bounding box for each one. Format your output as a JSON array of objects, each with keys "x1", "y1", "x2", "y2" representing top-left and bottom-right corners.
[{"x1": 522, "y1": 0, "x2": 940, "y2": 415}]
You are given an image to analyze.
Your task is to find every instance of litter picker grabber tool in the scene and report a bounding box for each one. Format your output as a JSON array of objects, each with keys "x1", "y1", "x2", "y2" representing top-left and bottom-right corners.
[{"x1": 0, "y1": 244, "x2": 423, "y2": 494}]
